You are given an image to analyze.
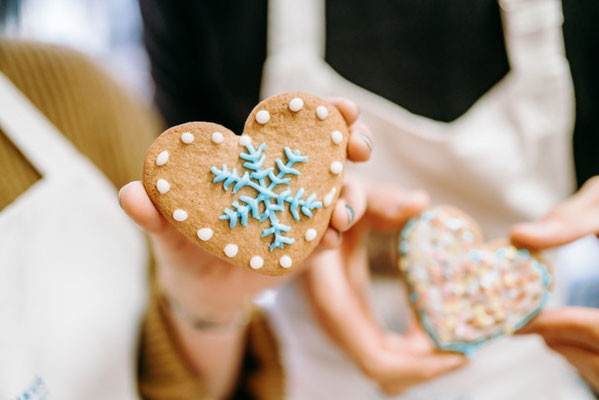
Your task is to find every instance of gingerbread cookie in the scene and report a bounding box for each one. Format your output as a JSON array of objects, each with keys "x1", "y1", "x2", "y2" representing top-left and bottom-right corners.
[
  {"x1": 143, "y1": 92, "x2": 349, "y2": 276},
  {"x1": 397, "y1": 206, "x2": 552, "y2": 355}
]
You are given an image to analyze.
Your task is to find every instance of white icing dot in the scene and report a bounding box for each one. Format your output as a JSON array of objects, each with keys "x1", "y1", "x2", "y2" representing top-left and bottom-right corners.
[
  {"x1": 196, "y1": 228, "x2": 213, "y2": 241},
  {"x1": 239, "y1": 135, "x2": 251, "y2": 146},
  {"x1": 180, "y1": 132, "x2": 194, "y2": 144},
  {"x1": 250, "y1": 256, "x2": 264, "y2": 269},
  {"x1": 323, "y1": 187, "x2": 337, "y2": 207},
  {"x1": 212, "y1": 131, "x2": 224, "y2": 144},
  {"x1": 289, "y1": 97, "x2": 304, "y2": 112},
  {"x1": 156, "y1": 178, "x2": 170, "y2": 194},
  {"x1": 316, "y1": 105, "x2": 328, "y2": 120},
  {"x1": 330, "y1": 161, "x2": 343, "y2": 175},
  {"x1": 256, "y1": 110, "x2": 270, "y2": 124},
  {"x1": 305, "y1": 228, "x2": 317, "y2": 242},
  {"x1": 173, "y1": 209, "x2": 188, "y2": 222},
  {"x1": 331, "y1": 130, "x2": 343, "y2": 144},
  {"x1": 279, "y1": 255, "x2": 293, "y2": 269},
  {"x1": 224, "y1": 243, "x2": 238, "y2": 258},
  {"x1": 156, "y1": 150, "x2": 169, "y2": 166}
]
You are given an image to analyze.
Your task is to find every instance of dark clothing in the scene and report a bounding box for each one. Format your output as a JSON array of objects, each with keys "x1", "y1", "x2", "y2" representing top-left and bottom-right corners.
[{"x1": 139, "y1": 0, "x2": 598, "y2": 187}]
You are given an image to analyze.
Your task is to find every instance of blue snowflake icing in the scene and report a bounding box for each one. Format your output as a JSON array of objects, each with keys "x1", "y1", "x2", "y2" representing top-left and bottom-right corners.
[{"x1": 211, "y1": 142, "x2": 322, "y2": 251}]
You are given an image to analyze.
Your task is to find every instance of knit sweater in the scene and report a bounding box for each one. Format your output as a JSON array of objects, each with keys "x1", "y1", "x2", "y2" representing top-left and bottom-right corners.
[{"x1": 0, "y1": 39, "x2": 283, "y2": 400}]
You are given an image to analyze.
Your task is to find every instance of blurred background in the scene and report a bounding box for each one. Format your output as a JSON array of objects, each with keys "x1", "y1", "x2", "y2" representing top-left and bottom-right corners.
[{"x1": 0, "y1": 0, "x2": 151, "y2": 97}]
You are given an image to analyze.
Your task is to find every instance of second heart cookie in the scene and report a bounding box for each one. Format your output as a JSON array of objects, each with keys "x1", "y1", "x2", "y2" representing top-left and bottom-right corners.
[
  {"x1": 397, "y1": 206, "x2": 552, "y2": 355},
  {"x1": 143, "y1": 92, "x2": 349, "y2": 276}
]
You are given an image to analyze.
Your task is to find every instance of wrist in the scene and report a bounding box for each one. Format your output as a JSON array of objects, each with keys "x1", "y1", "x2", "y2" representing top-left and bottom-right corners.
[
  {"x1": 155, "y1": 254, "x2": 250, "y2": 326},
  {"x1": 159, "y1": 290, "x2": 253, "y2": 332}
]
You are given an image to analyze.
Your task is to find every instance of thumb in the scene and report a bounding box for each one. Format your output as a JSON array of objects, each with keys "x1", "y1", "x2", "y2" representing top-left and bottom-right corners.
[
  {"x1": 511, "y1": 176, "x2": 599, "y2": 250},
  {"x1": 119, "y1": 181, "x2": 168, "y2": 234}
]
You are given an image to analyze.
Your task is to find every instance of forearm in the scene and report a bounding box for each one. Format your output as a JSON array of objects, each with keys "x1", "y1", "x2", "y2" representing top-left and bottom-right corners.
[
  {"x1": 302, "y1": 251, "x2": 384, "y2": 375},
  {"x1": 155, "y1": 247, "x2": 250, "y2": 398}
]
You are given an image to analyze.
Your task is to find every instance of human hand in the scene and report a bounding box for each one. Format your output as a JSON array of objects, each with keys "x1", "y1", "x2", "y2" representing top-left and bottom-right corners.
[
  {"x1": 119, "y1": 98, "x2": 373, "y2": 397},
  {"x1": 511, "y1": 176, "x2": 599, "y2": 392},
  {"x1": 303, "y1": 180, "x2": 466, "y2": 396},
  {"x1": 517, "y1": 307, "x2": 599, "y2": 392},
  {"x1": 511, "y1": 176, "x2": 599, "y2": 249}
]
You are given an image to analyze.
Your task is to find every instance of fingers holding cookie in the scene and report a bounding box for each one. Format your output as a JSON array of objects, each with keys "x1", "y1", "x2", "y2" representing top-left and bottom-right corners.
[
  {"x1": 329, "y1": 98, "x2": 373, "y2": 163},
  {"x1": 317, "y1": 176, "x2": 367, "y2": 250},
  {"x1": 331, "y1": 176, "x2": 367, "y2": 233},
  {"x1": 347, "y1": 122, "x2": 373, "y2": 162},
  {"x1": 119, "y1": 181, "x2": 168, "y2": 234},
  {"x1": 329, "y1": 97, "x2": 359, "y2": 126}
]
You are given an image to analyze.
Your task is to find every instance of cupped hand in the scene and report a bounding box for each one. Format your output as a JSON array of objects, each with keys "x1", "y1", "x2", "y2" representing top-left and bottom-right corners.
[
  {"x1": 517, "y1": 307, "x2": 599, "y2": 392},
  {"x1": 302, "y1": 180, "x2": 466, "y2": 396},
  {"x1": 119, "y1": 98, "x2": 374, "y2": 322},
  {"x1": 511, "y1": 176, "x2": 599, "y2": 392},
  {"x1": 119, "y1": 98, "x2": 374, "y2": 398}
]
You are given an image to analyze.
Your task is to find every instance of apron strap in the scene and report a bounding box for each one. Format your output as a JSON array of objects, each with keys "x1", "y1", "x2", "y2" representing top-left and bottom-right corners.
[
  {"x1": 499, "y1": 0, "x2": 569, "y2": 72},
  {"x1": 267, "y1": 0, "x2": 324, "y2": 58},
  {"x1": 0, "y1": 72, "x2": 86, "y2": 177}
]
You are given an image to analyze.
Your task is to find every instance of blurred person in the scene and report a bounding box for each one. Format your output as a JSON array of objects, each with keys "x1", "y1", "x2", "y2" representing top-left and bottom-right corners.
[
  {"x1": 138, "y1": 0, "x2": 599, "y2": 398},
  {"x1": 0, "y1": 34, "x2": 427, "y2": 399}
]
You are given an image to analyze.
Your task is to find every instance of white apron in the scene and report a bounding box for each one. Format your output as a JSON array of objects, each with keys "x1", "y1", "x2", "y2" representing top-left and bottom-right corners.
[
  {"x1": 0, "y1": 73, "x2": 147, "y2": 399},
  {"x1": 260, "y1": 0, "x2": 595, "y2": 398}
]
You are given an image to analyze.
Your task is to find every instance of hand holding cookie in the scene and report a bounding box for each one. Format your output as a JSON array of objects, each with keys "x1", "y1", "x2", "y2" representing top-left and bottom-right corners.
[
  {"x1": 303, "y1": 182, "x2": 466, "y2": 396},
  {"x1": 119, "y1": 95, "x2": 372, "y2": 397},
  {"x1": 513, "y1": 176, "x2": 599, "y2": 392}
]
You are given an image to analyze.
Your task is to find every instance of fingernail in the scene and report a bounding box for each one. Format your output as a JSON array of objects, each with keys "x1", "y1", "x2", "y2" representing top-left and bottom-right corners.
[
  {"x1": 360, "y1": 133, "x2": 373, "y2": 152},
  {"x1": 345, "y1": 204, "x2": 355, "y2": 227},
  {"x1": 118, "y1": 185, "x2": 126, "y2": 209}
]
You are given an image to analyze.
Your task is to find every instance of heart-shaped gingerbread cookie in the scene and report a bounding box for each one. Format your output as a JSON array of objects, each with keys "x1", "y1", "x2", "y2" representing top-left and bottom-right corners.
[
  {"x1": 397, "y1": 206, "x2": 552, "y2": 355},
  {"x1": 143, "y1": 92, "x2": 348, "y2": 276}
]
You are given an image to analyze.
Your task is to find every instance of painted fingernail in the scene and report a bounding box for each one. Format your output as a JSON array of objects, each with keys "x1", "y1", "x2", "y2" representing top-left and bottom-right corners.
[
  {"x1": 345, "y1": 204, "x2": 355, "y2": 226},
  {"x1": 360, "y1": 133, "x2": 373, "y2": 152}
]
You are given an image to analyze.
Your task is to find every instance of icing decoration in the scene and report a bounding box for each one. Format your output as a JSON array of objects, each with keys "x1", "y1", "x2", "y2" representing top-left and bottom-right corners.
[
  {"x1": 156, "y1": 178, "x2": 170, "y2": 194},
  {"x1": 289, "y1": 97, "x2": 304, "y2": 112},
  {"x1": 316, "y1": 105, "x2": 328, "y2": 120},
  {"x1": 212, "y1": 131, "x2": 224, "y2": 144},
  {"x1": 211, "y1": 142, "x2": 322, "y2": 251},
  {"x1": 250, "y1": 255, "x2": 264, "y2": 269},
  {"x1": 398, "y1": 207, "x2": 551, "y2": 356},
  {"x1": 330, "y1": 161, "x2": 343, "y2": 175},
  {"x1": 156, "y1": 150, "x2": 169, "y2": 166},
  {"x1": 224, "y1": 243, "x2": 238, "y2": 258},
  {"x1": 279, "y1": 255, "x2": 292, "y2": 268},
  {"x1": 197, "y1": 228, "x2": 213, "y2": 241},
  {"x1": 256, "y1": 110, "x2": 270, "y2": 124},
  {"x1": 323, "y1": 187, "x2": 336, "y2": 207},
  {"x1": 331, "y1": 130, "x2": 343, "y2": 145},
  {"x1": 239, "y1": 135, "x2": 251, "y2": 147},
  {"x1": 181, "y1": 132, "x2": 194, "y2": 144},
  {"x1": 173, "y1": 209, "x2": 188, "y2": 222},
  {"x1": 305, "y1": 228, "x2": 317, "y2": 242}
]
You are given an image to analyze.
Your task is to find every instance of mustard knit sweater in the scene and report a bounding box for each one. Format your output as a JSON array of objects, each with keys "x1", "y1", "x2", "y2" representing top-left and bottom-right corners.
[{"x1": 0, "y1": 39, "x2": 283, "y2": 400}]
